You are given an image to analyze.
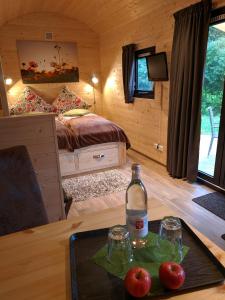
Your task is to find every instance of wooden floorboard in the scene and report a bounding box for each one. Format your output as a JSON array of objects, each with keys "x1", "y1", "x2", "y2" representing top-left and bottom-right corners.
[{"x1": 67, "y1": 149, "x2": 225, "y2": 250}]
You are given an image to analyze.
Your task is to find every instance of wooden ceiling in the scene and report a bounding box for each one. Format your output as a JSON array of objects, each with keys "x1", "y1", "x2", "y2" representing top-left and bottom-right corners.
[
  {"x1": 0, "y1": 0, "x2": 224, "y2": 35},
  {"x1": 0, "y1": 0, "x2": 172, "y2": 34}
]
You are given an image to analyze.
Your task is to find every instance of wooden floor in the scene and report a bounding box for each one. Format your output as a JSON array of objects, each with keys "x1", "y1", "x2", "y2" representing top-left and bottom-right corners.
[{"x1": 68, "y1": 149, "x2": 225, "y2": 250}]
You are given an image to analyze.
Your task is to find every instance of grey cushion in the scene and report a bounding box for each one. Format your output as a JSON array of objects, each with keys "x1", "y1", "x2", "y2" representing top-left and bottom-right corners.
[{"x1": 0, "y1": 145, "x2": 48, "y2": 236}]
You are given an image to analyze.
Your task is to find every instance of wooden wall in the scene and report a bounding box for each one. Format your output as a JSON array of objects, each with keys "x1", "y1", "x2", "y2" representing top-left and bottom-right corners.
[
  {"x1": 0, "y1": 12, "x2": 102, "y2": 114},
  {"x1": 100, "y1": 0, "x2": 225, "y2": 165},
  {"x1": 0, "y1": 113, "x2": 65, "y2": 222}
]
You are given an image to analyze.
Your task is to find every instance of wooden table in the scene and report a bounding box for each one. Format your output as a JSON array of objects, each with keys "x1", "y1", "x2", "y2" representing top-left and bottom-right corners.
[{"x1": 0, "y1": 198, "x2": 224, "y2": 300}]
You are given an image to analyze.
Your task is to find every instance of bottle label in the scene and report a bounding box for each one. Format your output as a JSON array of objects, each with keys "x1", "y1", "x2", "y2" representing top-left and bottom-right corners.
[{"x1": 127, "y1": 214, "x2": 148, "y2": 238}]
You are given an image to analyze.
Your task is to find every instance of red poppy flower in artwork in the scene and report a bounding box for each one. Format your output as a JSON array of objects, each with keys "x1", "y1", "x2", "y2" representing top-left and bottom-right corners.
[
  {"x1": 50, "y1": 62, "x2": 57, "y2": 68},
  {"x1": 18, "y1": 107, "x2": 22, "y2": 111},
  {"x1": 29, "y1": 61, "x2": 38, "y2": 68}
]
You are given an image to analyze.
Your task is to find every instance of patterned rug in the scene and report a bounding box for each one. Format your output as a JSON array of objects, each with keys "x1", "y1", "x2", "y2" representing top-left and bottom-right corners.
[{"x1": 62, "y1": 169, "x2": 130, "y2": 202}]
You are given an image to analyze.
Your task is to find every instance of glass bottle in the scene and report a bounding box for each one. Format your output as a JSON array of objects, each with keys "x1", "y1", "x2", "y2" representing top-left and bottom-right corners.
[{"x1": 126, "y1": 163, "x2": 148, "y2": 248}]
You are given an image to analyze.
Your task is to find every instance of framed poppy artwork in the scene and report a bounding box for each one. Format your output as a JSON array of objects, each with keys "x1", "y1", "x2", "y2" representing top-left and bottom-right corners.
[{"x1": 16, "y1": 40, "x2": 79, "y2": 84}]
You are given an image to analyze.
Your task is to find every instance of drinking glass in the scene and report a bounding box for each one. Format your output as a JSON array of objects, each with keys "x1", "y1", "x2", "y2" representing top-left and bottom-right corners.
[
  {"x1": 107, "y1": 225, "x2": 133, "y2": 266},
  {"x1": 158, "y1": 216, "x2": 183, "y2": 263}
]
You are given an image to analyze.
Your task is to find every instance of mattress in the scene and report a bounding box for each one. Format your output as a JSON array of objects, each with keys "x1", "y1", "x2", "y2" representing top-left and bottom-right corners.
[{"x1": 56, "y1": 114, "x2": 130, "y2": 151}]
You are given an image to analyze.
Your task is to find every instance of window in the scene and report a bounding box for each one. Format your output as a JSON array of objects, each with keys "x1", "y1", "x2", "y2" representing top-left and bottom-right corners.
[{"x1": 134, "y1": 47, "x2": 155, "y2": 99}]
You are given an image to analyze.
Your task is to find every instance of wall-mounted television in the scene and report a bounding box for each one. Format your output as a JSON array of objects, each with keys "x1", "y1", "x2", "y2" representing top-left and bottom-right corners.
[{"x1": 147, "y1": 52, "x2": 168, "y2": 81}]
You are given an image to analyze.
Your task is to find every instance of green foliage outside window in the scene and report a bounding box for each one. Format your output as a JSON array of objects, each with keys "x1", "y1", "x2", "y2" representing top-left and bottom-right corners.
[
  {"x1": 137, "y1": 57, "x2": 153, "y2": 91},
  {"x1": 202, "y1": 26, "x2": 225, "y2": 116}
]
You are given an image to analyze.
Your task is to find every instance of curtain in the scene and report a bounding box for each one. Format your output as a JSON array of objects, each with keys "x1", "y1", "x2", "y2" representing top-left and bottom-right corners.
[
  {"x1": 167, "y1": 0, "x2": 211, "y2": 182},
  {"x1": 122, "y1": 44, "x2": 136, "y2": 103}
]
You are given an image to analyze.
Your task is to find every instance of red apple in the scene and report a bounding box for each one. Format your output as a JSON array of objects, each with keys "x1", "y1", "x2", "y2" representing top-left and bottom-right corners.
[
  {"x1": 159, "y1": 262, "x2": 185, "y2": 290},
  {"x1": 124, "y1": 267, "x2": 151, "y2": 298}
]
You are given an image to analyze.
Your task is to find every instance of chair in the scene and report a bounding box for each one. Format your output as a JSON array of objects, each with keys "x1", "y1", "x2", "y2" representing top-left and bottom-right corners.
[
  {"x1": 207, "y1": 106, "x2": 219, "y2": 156},
  {"x1": 0, "y1": 145, "x2": 48, "y2": 236}
]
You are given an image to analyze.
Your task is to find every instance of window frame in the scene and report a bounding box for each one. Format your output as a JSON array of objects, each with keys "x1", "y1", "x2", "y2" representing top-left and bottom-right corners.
[
  {"x1": 134, "y1": 46, "x2": 156, "y2": 99},
  {"x1": 197, "y1": 6, "x2": 225, "y2": 187}
]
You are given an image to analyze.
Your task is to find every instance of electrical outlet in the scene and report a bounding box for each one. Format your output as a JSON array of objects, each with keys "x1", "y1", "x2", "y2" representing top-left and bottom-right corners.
[{"x1": 153, "y1": 143, "x2": 158, "y2": 149}]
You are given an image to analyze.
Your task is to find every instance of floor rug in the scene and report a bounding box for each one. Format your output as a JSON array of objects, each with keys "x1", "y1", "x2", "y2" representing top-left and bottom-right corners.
[
  {"x1": 62, "y1": 169, "x2": 130, "y2": 202},
  {"x1": 192, "y1": 192, "x2": 225, "y2": 221}
]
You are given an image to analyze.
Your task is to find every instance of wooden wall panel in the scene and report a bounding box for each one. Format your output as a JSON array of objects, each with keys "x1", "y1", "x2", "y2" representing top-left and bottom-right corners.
[
  {"x1": 0, "y1": 12, "x2": 102, "y2": 114},
  {"x1": 0, "y1": 114, "x2": 65, "y2": 222},
  {"x1": 0, "y1": 58, "x2": 9, "y2": 116},
  {"x1": 100, "y1": 0, "x2": 225, "y2": 165}
]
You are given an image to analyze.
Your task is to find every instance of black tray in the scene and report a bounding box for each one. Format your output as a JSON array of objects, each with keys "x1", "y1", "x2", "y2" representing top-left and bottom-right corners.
[{"x1": 70, "y1": 219, "x2": 225, "y2": 299}]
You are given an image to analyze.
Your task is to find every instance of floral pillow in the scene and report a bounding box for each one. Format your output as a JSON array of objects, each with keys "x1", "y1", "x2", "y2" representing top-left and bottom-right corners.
[
  {"x1": 10, "y1": 87, "x2": 54, "y2": 115},
  {"x1": 52, "y1": 86, "x2": 90, "y2": 114}
]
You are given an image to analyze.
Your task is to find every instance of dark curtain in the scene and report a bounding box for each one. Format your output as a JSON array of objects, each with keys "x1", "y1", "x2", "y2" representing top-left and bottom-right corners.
[
  {"x1": 122, "y1": 44, "x2": 136, "y2": 103},
  {"x1": 167, "y1": 0, "x2": 211, "y2": 182}
]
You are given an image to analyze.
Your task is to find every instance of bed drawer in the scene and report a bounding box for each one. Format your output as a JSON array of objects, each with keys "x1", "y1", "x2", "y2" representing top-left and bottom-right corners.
[
  {"x1": 59, "y1": 152, "x2": 76, "y2": 176},
  {"x1": 59, "y1": 143, "x2": 126, "y2": 177},
  {"x1": 77, "y1": 145, "x2": 119, "y2": 172}
]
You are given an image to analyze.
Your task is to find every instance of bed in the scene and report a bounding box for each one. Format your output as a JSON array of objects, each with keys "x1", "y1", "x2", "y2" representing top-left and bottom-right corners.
[
  {"x1": 55, "y1": 113, "x2": 130, "y2": 177},
  {"x1": 9, "y1": 86, "x2": 130, "y2": 177}
]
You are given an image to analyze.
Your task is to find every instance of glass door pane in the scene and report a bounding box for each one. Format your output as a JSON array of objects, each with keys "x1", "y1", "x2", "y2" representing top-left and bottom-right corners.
[{"x1": 198, "y1": 22, "x2": 225, "y2": 178}]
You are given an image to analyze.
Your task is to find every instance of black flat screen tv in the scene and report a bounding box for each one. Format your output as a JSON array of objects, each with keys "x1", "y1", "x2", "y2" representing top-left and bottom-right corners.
[{"x1": 147, "y1": 52, "x2": 168, "y2": 81}]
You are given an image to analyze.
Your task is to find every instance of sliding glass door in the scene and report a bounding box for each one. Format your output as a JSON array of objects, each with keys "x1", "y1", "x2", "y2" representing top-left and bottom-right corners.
[{"x1": 198, "y1": 9, "x2": 225, "y2": 188}]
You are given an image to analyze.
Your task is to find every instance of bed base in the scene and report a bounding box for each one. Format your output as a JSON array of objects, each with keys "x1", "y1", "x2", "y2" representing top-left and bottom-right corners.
[{"x1": 59, "y1": 142, "x2": 126, "y2": 177}]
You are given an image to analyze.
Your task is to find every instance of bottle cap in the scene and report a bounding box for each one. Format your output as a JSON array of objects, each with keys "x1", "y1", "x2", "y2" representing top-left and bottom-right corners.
[{"x1": 131, "y1": 163, "x2": 141, "y2": 171}]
